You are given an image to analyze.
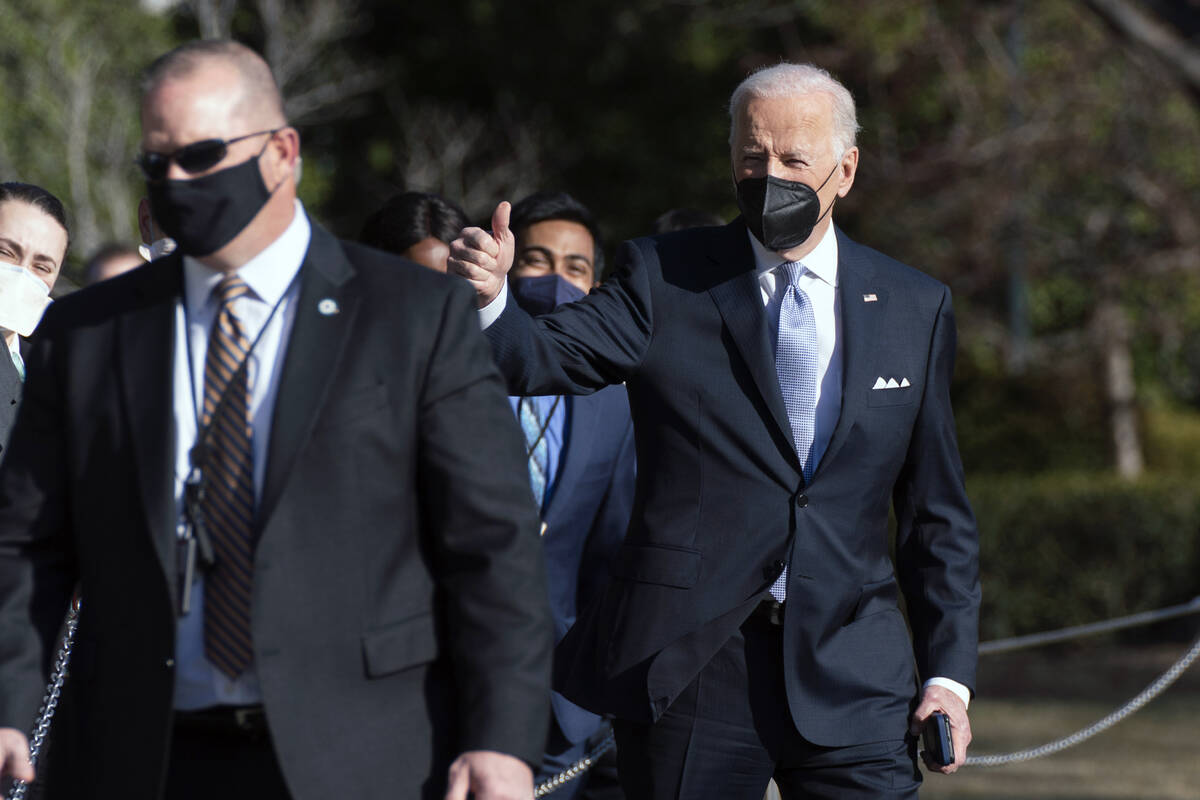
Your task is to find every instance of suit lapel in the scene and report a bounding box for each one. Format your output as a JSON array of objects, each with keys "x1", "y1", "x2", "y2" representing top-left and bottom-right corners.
[
  {"x1": 258, "y1": 226, "x2": 360, "y2": 527},
  {"x1": 815, "y1": 229, "x2": 886, "y2": 476},
  {"x1": 706, "y1": 223, "x2": 798, "y2": 467},
  {"x1": 117, "y1": 256, "x2": 183, "y2": 581}
]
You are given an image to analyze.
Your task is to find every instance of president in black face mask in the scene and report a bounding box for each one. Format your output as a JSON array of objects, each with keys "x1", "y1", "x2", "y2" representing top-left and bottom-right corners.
[{"x1": 451, "y1": 62, "x2": 979, "y2": 799}]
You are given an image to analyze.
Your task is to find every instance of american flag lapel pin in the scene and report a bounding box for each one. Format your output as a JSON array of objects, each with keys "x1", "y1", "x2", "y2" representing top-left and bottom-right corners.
[{"x1": 863, "y1": 293, "x2": 878, "y2": 303}]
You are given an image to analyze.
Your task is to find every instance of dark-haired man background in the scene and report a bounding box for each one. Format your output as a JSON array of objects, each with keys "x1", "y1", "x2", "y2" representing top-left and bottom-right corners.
[
  {"x1": 507, "y1": 191, "x2": 632, "y2": 800},
  {"x1": 365, "y1": 188, "x2": 634, "y2": 799},
  {"x1": 509, "y1": 191, "x2": 604, "y2": 294},
  {"x1": 0, "y1": 40, "x2": 551, "y2": 800}
]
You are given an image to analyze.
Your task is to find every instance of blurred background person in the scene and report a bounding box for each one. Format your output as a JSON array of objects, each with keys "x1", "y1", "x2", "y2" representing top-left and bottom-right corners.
[
  {"x1": 650, "y1": 208, "x2": 724, "y2": 235},
  {"x1": 0, "y1": 181, "x2": 68, "y2": 454},
  {"x1": 83, "y1": 242, "x2": 142, "y2": 285},
  {"x1": 359, "y1": 190, "x2": 468, "y2": 272},
  {"x1": 137, "y1": 197, "x2": 176, "y2": 263},
  {"x1": 509, "y1": 192, "x2": 604, "y2": 294}
]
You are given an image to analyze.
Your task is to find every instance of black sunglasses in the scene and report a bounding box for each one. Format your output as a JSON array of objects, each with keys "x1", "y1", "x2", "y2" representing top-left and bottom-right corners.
[{"x1": 136, "y1": 128, "x2": 279, "y2": 182}]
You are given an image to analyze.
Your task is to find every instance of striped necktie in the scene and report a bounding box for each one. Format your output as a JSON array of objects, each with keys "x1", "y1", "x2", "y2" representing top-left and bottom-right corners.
[
  {"x1": 201, "y1": 275, "x2": 256, "y2": 678},
  {"x1": 770, "y1": 261, "x2": 819, "y2": 603},
  {"x1": 519, "y1": 396, "x2": 550, "y2": 508}
]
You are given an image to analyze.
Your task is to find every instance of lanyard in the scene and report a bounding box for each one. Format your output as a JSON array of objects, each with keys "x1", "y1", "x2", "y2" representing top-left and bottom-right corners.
[
  {"x1": 181, "y1": 270, "x2": 299, "y2": 475},
  {"x1": 523, "y1": 395, "x2": 562, "y2": 460},
  {"x1": 175, "y1": 270, "x2": 299, "y2": 615}
]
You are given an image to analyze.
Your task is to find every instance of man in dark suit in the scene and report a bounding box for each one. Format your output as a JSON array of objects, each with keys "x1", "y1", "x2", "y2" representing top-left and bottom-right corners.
[
  {"x1": 450, "y1": 62, "x2": 979, "y2": 798},
  {"x1": 361, "y1": 188, "x2": 635, "y2": 798},
  {"x1": 504, "y1": 192, "x2": 634, "y2": 799},
  {"x1": 0, "y1": 182, "x2": 70, "y2": 454},
  {"x1": 0, "y1": 40, "x2": 552, "y2": 800}
]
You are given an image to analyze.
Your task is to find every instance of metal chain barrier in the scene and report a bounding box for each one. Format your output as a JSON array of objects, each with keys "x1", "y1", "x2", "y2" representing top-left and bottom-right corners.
[
  {"x1": 8, "y1": 597, "x2": 81, "y2": 800},
  {"x1": 533, "y1": 730, "x2": 616, "y2": 798},
  {"x1": 966, "y1": 598, "x2": 1200, "y2": 767}
]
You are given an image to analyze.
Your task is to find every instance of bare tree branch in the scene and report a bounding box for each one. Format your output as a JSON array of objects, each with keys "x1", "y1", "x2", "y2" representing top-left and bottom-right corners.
[{"x1": 1082, "y1": 0, "x2": 1200, "y2": 95}]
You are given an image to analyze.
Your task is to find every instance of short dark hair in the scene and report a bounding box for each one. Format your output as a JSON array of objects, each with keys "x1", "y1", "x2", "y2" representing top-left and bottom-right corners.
[
  {"x1": 509, "y1": 191, "x2": 604, "y2": 276},
  {"x1": 0, "y1": 181, "x2": 71, "y2": 259},
  {"x1": 360, "y1": 192, "x2": 469, "y2": 256},
  {"x1": 652, "y1": 208, "x2": 725, "y2": 235}
]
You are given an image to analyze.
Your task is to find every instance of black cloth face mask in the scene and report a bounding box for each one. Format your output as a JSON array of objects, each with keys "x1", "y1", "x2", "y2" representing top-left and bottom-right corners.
[
  {"x1": 147, "y1": 148, "x2": 274, "y2": 257},
  {"x1": 735, "y1": 163, "x2": 839, "y2": 252},
  {"x1": 510, "y1": 273, "x2": 586, "y2": 316}
]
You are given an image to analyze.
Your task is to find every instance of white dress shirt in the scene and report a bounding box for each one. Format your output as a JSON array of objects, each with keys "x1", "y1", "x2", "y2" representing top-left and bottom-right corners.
[{"x1": 171, "y1": 200, "x2": 309, "y2": 710}]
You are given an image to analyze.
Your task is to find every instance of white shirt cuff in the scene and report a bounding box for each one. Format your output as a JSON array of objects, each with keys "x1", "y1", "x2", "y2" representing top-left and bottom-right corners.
[
  {"x1": 923, "y1": 677, "x2": 970, "y2": 710},
  {"x1": 478, "y1": 280, "x2": 509, "y2": 329}
]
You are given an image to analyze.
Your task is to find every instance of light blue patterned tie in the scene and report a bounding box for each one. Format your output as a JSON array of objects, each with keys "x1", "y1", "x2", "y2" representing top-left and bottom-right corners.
[
  {"x1": 770, "y1": 261, "x2": 819, "y2": 602},
  {"x1": 519, "y1": 396, "x2": 549, "y2": 507}
]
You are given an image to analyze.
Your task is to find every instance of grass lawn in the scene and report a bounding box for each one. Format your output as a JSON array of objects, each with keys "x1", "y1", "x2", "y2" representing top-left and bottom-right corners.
[{"x1": 921, "y1": 633, "x2": 1200, "y2": 799}]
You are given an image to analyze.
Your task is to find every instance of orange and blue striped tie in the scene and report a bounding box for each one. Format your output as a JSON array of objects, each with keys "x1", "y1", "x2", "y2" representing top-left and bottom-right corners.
[{"x1": 201, "y1": 275, "x2": 256, "y2": 678}]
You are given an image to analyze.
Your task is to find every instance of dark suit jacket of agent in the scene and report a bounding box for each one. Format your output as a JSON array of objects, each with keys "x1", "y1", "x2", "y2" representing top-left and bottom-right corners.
[
  {"x1": 541, "y1": 387, "x2": 635, "y2": 746},
  {"x1": 0, "y1": 226, "x2": 553, "y2": 800},
  {"x1": 486, "y1": 218, "x2": 980, "y2": 748}
]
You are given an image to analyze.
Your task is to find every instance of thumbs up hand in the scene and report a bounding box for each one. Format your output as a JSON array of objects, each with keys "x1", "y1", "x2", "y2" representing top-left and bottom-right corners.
[{"x1": 449, "y1": 201, "x2": 515, "y2": 307}]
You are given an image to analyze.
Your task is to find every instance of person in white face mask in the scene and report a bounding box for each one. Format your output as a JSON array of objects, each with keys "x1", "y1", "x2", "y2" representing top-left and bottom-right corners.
[{"x1": 0, "y1": 181, "x2": 69, "y2": 451}]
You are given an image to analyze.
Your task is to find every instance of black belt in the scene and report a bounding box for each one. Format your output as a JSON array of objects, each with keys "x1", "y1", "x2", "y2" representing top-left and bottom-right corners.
[
  {"x1": 751, "y1": 596, "x2": 785, "y2": 626},
  {"x1": 174, "y1": 705, "x2": 268, "y2": 736}
]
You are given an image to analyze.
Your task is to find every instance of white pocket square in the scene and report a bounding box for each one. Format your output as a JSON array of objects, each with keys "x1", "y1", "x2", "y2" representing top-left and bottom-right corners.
[{"x1": 872, "y1": 376, "x2": 911, "y2": 390}]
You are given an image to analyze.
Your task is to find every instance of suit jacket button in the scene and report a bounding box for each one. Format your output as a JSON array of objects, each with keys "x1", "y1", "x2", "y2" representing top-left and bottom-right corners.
[
  {"x1": 796, "y1": 494, "x2": 809, "y2": 508},
  {"x1": 764, "y1": 560, "x2": 786, "y2": 579},
  {"x1": 164, "y1": 658, "x2": 175, "y2": 669}
]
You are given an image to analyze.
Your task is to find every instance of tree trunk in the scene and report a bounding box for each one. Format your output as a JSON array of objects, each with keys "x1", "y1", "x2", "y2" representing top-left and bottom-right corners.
[{"x1": 1095, "y1": 299, "x2": 1143, "y2": 480}]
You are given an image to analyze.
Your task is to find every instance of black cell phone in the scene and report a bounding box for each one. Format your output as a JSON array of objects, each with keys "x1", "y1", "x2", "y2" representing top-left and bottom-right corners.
[{"x1": 921, "y1": 712, "x2": 955, "y2": 767}]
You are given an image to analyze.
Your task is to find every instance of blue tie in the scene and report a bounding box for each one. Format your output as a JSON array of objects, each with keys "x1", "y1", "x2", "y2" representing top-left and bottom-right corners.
[
  {"x1": 519, "y1": 396, "x2": 550, "y2": 508},
  {"x1": 770, "y1": 261, "x2": 819, "y2": 602}
]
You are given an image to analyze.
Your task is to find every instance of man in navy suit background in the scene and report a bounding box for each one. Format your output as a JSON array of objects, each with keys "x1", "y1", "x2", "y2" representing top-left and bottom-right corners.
[
  {"x1": 451, "y1": 63, "x2": 979, "y2": 798},
  {"x1": 361, "y1": 189, "x2": 635, "y2": 798},
  {"x1": 502, "y1": 192, "x2": 634, "y2": 799}
]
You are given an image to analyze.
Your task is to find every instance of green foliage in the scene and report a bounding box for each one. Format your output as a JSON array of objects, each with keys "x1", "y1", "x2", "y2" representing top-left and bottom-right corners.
[
  {"x1": 972, "y1": 471, "x2": 1200, "y2": 641},
  {"x1": 0, "y1": 0, "x2": 177, "y2": 278}
]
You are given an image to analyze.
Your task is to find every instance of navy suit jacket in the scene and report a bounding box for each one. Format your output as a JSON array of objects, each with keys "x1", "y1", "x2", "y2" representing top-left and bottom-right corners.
[
  {"x1": 486, "y1": 219, "x2": 980, "y2": 748},
  {"x1": 540, "y1": 389, "x2": 635, "y2": 745}
]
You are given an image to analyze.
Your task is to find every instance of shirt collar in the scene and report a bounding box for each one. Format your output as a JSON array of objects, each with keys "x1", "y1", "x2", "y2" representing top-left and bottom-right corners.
[
  {"x1": 747, "y1": 221, "x2": 839, "y2": 288},
  {"x1": 183, "y1": 199, "x2": 312, "y2": 311}
]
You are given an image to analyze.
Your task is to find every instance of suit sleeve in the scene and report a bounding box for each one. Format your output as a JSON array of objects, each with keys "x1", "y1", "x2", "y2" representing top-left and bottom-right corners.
[
  {"x1": 486, "y1": 240, "x2": 655, "y2": 395},
  {"x1": 0, "y1": 312, "x2": 77, "y2": 732},
  {"x1": 893, "y1": 287, "x2": 980, "y2": 696},
  {"x1": 417, "y1": 279, "x2": 554, "y2": 768}
]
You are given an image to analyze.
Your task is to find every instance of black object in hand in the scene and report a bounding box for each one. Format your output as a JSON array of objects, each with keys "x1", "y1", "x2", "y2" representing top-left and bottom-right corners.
[{"x1": 921, "y1": 712, "x2": 955, "y2": 767}]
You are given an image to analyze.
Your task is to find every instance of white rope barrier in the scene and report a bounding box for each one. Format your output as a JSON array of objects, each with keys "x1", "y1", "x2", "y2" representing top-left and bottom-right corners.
[
  {"x1": 966, "y1": 630, "x2": 1200, "y2": 766},
  {"x1": 978, "y1": 596, "x2": 1200, "y2": 655}
]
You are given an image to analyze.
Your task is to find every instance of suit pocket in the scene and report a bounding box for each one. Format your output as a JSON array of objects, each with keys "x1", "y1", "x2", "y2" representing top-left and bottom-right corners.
[
  {"x1": 361, "y1": 612, "x2": 438, "y2": 678},
  {"x1": 613, "y1": 543, "x2": 702, "y2": 588},
  {"x1": 849, "y1": 576, "x2": 900, "y2": 622},
  {"x1": 867, "y1": 384, "x2": 917, "y2": 408}
]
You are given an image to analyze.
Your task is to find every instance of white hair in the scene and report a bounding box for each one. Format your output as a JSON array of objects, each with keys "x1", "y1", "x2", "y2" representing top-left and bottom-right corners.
[{"x1": 728, "y1": 62, "x2": 860, "y2": 156}]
